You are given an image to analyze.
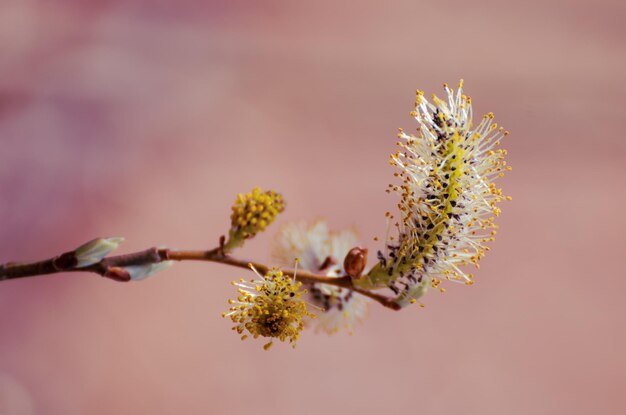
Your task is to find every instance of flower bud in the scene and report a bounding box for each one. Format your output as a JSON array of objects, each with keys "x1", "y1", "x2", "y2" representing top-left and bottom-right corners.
[
  {"x1": 343, "y1": 247, "x2": 368, "y2": 279},
  {"x1": 225, "y1": 187, "x2": 285, "y2": 252},
  {"x1": 74, "y1": 237, "x2": 125, "y2": 268},
  {"x1": 125, "y1": 261, "x2": 174, "y2": 281}
]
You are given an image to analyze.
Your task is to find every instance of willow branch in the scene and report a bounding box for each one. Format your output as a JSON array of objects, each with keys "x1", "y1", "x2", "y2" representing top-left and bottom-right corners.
[{"x1": 0, "y1": 246, "x2": 401, "y2": 310}]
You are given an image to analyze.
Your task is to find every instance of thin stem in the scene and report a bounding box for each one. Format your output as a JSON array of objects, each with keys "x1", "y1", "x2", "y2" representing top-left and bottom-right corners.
[
  {"x1": 0, "y1": 246, "x2": 401, "y2": 310},
  {"x1": 164, "y1": 249, "x2": 400, "y2": 310}
]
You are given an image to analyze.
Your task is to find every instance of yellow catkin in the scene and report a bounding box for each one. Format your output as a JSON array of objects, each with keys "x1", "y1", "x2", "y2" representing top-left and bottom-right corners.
[
  {"x1": 356, "y1": 80, "x2": 510, "y2": 308},
  {"x1": 225, "y1": 187, "x2": 285, "y2": 251},
  {"x1": 223, "y1": 267, "x2": 314, "y2": 350}
]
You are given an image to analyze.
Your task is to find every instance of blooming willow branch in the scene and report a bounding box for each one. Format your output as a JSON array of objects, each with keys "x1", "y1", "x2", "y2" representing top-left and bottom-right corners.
[{"x1": 0, "y1": 81, "x2": 510, "y2": 349}]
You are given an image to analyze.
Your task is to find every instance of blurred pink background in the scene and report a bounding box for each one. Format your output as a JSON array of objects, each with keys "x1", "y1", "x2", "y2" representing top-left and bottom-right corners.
[{"x1": 1, "y1": 0, "x2": 625, "y2": 414}]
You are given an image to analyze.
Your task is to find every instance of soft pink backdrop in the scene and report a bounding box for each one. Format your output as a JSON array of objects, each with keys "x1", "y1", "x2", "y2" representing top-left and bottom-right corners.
[{"x1": 1, "y1": 1, "x2": 624, "y2": 414}]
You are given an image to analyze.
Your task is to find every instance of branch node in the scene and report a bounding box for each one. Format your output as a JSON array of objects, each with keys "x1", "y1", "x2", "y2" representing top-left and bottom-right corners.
[
  {"x1": 53, "y1": 252, "x2": 78, "y2": 271},
  {"x1": 103, "y1": 267, "x2": 131, "y2": 282},
  {"x1": 218, "y1": 235, "x2": 226, "y2": 257}
]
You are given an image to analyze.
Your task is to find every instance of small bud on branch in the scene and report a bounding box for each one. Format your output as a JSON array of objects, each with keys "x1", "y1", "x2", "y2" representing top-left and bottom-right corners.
[{"x1": 344, "y1": 247, "x2": 368, "y2": 279}]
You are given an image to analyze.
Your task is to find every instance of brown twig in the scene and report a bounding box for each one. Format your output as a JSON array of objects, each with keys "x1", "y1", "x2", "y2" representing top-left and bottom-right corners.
[{"x1": 0, "y1": 245, "x2": 401, "y2": 310}]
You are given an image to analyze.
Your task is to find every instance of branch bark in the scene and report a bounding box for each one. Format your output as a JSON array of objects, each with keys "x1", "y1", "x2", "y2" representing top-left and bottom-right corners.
[{"x1": 0, "y1": 245, "x2": 401, "y2": 310}]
